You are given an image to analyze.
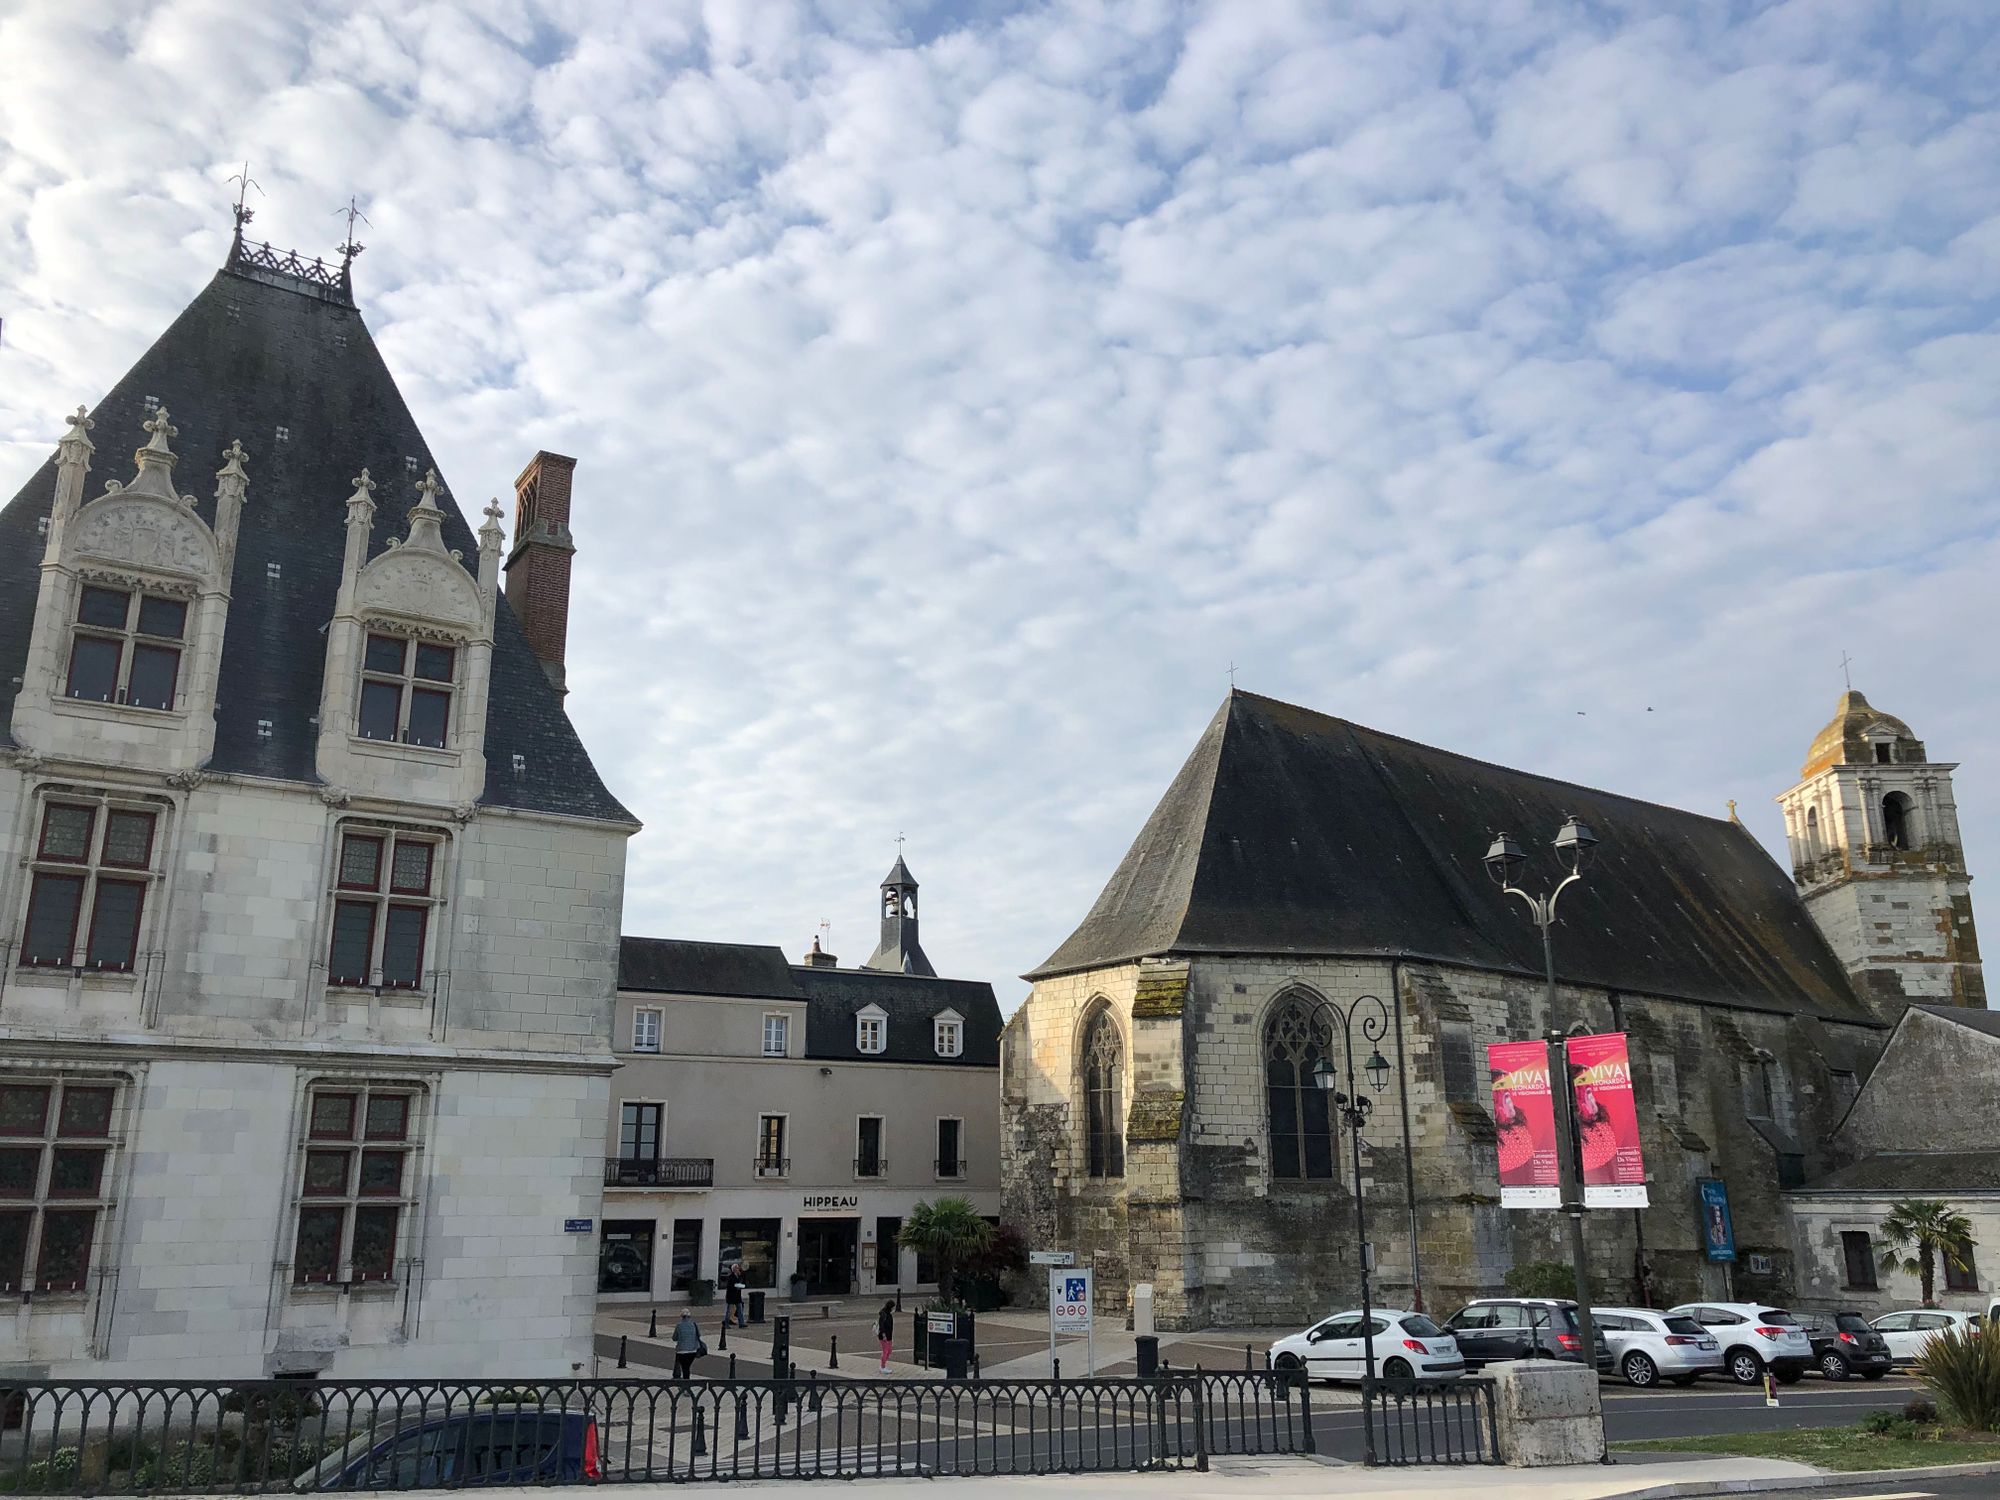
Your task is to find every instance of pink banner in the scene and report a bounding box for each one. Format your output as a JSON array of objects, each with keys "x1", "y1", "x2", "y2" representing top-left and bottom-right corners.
[
  {"x1": 1489, "y1": 1040, "x2": 1559, "y2": 1208},
  {"x1": 1567, "y1": 1032, "x2": 1650, "y2": 1208}
]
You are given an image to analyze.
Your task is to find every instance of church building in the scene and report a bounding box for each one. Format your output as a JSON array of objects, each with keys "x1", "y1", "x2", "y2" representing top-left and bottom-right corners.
[
  {"x1": 1001, "y1": 689, "x2": 1981, "y2": 1329},
  {"x1": 0, "y1": 230, "x2": 635, "y2": 1378}
]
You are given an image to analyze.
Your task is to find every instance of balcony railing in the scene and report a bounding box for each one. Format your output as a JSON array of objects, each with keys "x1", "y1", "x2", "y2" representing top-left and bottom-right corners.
[
  {"x1": 603, "y1": 1156, "x2": 713, "y2": 1189},
  {"x1": 936, "y1": 1157, "x2": 967, "y2": 1178},
  {"x1": 855, "y1": 1156, "x2": 886, "y2": 1178}
]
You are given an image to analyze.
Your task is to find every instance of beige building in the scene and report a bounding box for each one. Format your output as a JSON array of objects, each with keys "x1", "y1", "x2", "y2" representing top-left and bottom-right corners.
[{"x1": 599, "y1": 863, "x2": 1002, "y2": 1302}]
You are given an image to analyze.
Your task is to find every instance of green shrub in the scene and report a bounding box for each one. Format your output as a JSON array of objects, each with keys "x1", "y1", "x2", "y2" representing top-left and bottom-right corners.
[
  {"x1": 1917, "y1": 1325, "x2": 2000, "y2": 1432},
  {"x1": 1502, "y1": 1262, "x2": 1577, "y2": 1299},
  {"x1": 1903, "y1": 1396, "x2": 1940, "y2": 1425}
]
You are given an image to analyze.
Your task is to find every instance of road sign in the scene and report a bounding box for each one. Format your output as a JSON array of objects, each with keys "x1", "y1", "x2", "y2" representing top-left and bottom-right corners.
[
  {"x1": 1030, "y1": 1250, "x2": 1074, "y2": 1266},
  {"x1": 1050, "y1": 1268, "x2": 1093, "y2": 1333},
  {"x1": 926, "y1": 1311, "x2": 956, "y2": 1335},
  {"x1": 562, "y1": 1218, "x2": 593, "y2": 1233}
]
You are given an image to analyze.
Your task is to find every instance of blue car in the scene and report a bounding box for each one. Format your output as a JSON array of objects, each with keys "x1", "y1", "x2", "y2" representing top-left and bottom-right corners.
[{"x1": 299, "y1": 1408, "x2": 602, "y2": 1489}]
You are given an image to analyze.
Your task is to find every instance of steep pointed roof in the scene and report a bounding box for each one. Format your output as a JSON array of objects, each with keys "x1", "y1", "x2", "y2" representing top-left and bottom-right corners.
[
  {"x1": 0, "y1": 250, "x2": 631, "y2": 824},
  {"x1": 1030, "y1": 691, "x2": 1874, "y2": 1025},
  {"x1": 882, "y1": 855, "x2": 918, "y2": 888}
]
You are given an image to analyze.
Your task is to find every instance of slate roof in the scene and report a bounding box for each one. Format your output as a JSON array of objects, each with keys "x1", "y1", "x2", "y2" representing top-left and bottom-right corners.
[
  {"x1": 0, "y1": 249, "x2": 631, "y2": 825},
  {"x1": 618, "y1": 938, "x2": 804, "y2": 1000},
  {"x1": 1795, "y1": 1151, "x2": 2000, "y2": 1194},
  {"x1": 792, "y1": 966, "x2": 1001, "y2": 1068},
  {"x1": 1915, "y1": 1004, "x2": 2000, "y2": 1040},
  {"x1": 1030, "y1": 690, "x2": 1876, "y2": 1025}
]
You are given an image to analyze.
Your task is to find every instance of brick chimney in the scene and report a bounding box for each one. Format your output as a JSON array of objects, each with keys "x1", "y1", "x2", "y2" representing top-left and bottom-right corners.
[{"x1": 504, "y1": 451, "x2": 577, "y2": 694}]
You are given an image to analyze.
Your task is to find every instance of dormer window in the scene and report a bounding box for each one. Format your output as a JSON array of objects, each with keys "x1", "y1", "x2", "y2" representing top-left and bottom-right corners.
[
  {"x1": 65, "y1": 585, "x2": 186, "y2": 710},
  {"x1": 934, "y1": 1012, "x2": 963, "y2": 1058},
  {"x1": 856, "y1": 1006, "x2": 887, "y2": 1055},
  {"x1": 1873, "y1": 743, "x2": 1892, "y2": 764},
  {"x1": 358, "y1": 635, "x2": 455, "y2": 749},
  {"x1": 328, "y1": 827, "x2": 443, "y2": 991}
]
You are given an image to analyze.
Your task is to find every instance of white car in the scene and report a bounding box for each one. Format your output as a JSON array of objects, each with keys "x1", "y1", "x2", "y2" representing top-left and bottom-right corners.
[
  {"x1": 1872, "y1": 1308, "x2": 1981, "y2": 1363},
  {"x1": 1592, "y1": 1307, "x2": 1725, "y2": 1388},
  {"x1": 1269, "y1": 1308, "x2": 1465, "y2": 1384},
  {"x1": 1668, "y1": 1302, "x2": 1814, "y2": 1385}
]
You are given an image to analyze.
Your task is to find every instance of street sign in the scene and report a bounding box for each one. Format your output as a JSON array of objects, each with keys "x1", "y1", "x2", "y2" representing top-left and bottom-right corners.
[
  {"x1": 1030, "y1": 1250, "x2": 1074, "y2": 1266},
  {"x1": 1050, "y1": 1268, "x2": 1093, "y2": 1333},
  {"x1": 563, "y1": 1218, "x2": 593, "y2": 1233},
  {"x1": 926, "y1": 1311, "x2": 956, "y2": 1335}
]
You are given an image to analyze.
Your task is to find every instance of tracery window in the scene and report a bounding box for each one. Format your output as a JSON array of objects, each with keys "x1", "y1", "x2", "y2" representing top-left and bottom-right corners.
[
  {"x1": 1265, "y1": 993, "x2": 1337, "y2": 1181},
  {"x1": 1081, "y1": 1008, "x2": 1124, "y2": 1179}
]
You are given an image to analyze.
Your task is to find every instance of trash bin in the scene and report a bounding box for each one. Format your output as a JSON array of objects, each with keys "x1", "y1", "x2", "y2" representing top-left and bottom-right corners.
[
  {"x1": 1135, "y1": 1334, "x2": 1159, "y2": 1378},
  {"x1": 748, "y1": 1289, "x2": 766, "y2": 1324},
  {"x1": 789, "y1": 1273, "x2": 808, "y2": 1303},
  {"x1": 938, "y1": 1337, "x2": 971, "y2": 1380}
]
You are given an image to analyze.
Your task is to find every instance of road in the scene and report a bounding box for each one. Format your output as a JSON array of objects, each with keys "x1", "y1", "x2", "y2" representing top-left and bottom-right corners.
[{"x1": 1721, "y1": 1480, "x2": 1994, "y2": 1500}]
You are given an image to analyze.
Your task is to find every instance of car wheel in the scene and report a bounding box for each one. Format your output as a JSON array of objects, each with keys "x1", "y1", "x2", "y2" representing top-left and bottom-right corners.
[
  {"x1": 1774, "y1": 1367, "x2": 1803, "y2": 1386},
  {"x1": 1727, "y1": 1349, "x2": 1764, "y2": 1385},
  {"x1": 1622, "y1": 1352, "x2": 1658, "y2": 1388},
  {"x1": 1819, "y1": 1352, "x2": 1850, "y2": 1381},
  {"x1": 1274, "y1": 1352, "x2": 1300, "y2": 1370},
  {"x1": 1860, "y1": 1369, "x2": 1887, "y2": 1380}
]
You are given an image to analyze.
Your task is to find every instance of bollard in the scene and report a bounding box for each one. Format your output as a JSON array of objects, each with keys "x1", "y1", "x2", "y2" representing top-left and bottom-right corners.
[
  {"x1": 728, "y1": 1352, "x2": 737, "y2": 1382},
  {"x1": 809, "y1": 1368, "x2": 823, "y2": 1413},
  {"x1": 896, "y1": 1286, "x2": 903, "y2": 1312},
  {"x1": 973, "y1": 1352, "x2": 982, "y2": 1380},
  {"x1": 1245, "y1": 1343, "x2": 1252, "y2": 1371},
  {"x1": 691, "y1": 1405, "x2": 708, "y2": 1458},
  {"x1": 1052, "y1": 1357, "x2": 1061, "y2": 1381},
  {"x1": 649, "y1": 1308, "x2": 659, "y2": 1339},
  {"x1": 735, "y1": 1392, "x2": 750, "y2": 1442},
  {"x1": 618, "y1": 1334, "x2": 629, "y2": 1369},
  {"x1": 719, "y1": 1318, "x2": 728, "y2": 1352},
  {"x1": 829, "y1": 1334, "x2": 838, "y2": 1370}
]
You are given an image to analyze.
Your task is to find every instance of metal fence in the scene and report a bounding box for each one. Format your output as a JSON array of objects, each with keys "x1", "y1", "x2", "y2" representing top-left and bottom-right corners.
[
  {"x1": 1361, "y1": 1376, "x2": 1501, "y2": 1466},
  {"x1": 0, "y1": 1371, "x2": 1315, "y2": 1492}
]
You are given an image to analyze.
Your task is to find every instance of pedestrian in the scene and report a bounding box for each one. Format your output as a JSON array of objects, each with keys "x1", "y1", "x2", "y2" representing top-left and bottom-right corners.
[
  {"x1": 876, "y1": 1301, "x2": 895, "y2": 1375},
  {"x1": 672, "y1": 1310, "x2": 702, "y2": 1380},
  {"x1": 726, "y1": 1265, "x2": 746, "y2": 1327}
]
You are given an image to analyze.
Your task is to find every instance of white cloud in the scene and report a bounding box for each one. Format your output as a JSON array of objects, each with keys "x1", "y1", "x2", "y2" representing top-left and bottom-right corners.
[{"x1": 3, "y1": 0, "x2": 1997, "y2": 1008}]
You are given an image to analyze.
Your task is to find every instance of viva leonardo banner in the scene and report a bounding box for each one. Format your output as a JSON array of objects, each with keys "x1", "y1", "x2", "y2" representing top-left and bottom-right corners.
[
  {"x1": 1566, "y1": 1032, "x2": 1650, "y2": 1208},
  {"x1": 1488, "y1": 1040, "x2": 1559, "y2": 1207}
]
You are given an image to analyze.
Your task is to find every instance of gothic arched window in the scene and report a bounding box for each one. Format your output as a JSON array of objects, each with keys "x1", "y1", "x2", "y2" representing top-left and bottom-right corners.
[
  {"x1": 1081, "y1": 1009, "x2": 1124, "y2": 1179},
  {"x1": 1265, "y1": 994, "x2": 1337, "y2": 1180},
  {"x1": 1882, "y1": 792, "x2": 1915, "y2": 851},
  {"x1": 1803, "y1": 806, "x2": 1821, "y2": 863}
]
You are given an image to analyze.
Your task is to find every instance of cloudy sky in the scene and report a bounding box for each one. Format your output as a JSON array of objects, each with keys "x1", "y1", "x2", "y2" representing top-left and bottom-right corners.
[{"x1": 3, "y1": 0, "x2": 1996, "y2": 1006}]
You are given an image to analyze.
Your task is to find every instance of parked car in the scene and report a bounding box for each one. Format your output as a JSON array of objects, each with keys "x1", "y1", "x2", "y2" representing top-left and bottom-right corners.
[
  {"x1": 1668, "y1": 1302, "x2": 1813, "y2": 1385},
  {"x1": 299, "y1": 1409, "x2": 603, "y2": 1490},
  {"x1": 1441, "y1": 1299, "x2": 1613, "y2": 1374},
  {"x1": 1872, "y1": 1308, "x2": 1981, "y2": 1364},
  {"x1": 1268, "y1": 1308, "x2": 1465, "y2": 1383},
  {"x1": 1794, "y1": 1311, "x2": 1894, "y2": 1380},
  {"x1": 1591, "y1": 1307, "x2": 1724, "y2": 1387}
]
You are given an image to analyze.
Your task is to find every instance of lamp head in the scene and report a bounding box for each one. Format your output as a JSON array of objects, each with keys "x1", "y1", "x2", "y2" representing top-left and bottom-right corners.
[
  {"x1": 1553, "y1": 814, "x2": 1599, "y2": 872},
  {"x1": 1365, "y1": 1049, "x2": 1391, "y2": 1092},
  {"x1": 1483, "y1": 832, "x2": 1526, "y2": 887},
  {"x1": 1311, "y1": 1056, "x2": 1336, "y2": 1092}
]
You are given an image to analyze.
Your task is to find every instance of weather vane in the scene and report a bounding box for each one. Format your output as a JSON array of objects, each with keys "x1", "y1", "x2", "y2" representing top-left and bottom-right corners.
[
  {"x1": 334, "y1": 195, "x2": 370, "y2": 268},
  {"x1": 228, "y1": 162, "x2": 262, "y2": 236}
]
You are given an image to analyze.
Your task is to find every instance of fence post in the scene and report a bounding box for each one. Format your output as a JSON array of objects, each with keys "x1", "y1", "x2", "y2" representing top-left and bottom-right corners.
[
  {"x1": 1300, "y1": 1366, "x2": 1315, "y2": 1455},
  {"x1": 1193, "y1": 1376, "x2": 1209, "y2": 1473}
]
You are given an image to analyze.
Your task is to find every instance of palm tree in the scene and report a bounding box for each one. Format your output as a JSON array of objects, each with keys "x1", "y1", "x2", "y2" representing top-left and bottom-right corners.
[
  {"x1": 898, "y1": 1197, "x2": 994, "y2": 1306},
  {"x1": 1877, "y1": 1199, "x2": 1976, "y2": 1306}
]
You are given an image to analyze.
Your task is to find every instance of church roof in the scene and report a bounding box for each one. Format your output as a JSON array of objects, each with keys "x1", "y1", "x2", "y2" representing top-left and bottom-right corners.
[
  {"x1": 882, "y1": 855, "x2": 918, "y2": 888},
  {"x1": 1802, "y1": 689, "x2": 1921, "y2": 776},
  {"x1": 0, "y1": 246, "x2": 632, "y2": 825},
  {"x1": 1029, "y1": 690, "x2": 1875, "y2": 1025}
]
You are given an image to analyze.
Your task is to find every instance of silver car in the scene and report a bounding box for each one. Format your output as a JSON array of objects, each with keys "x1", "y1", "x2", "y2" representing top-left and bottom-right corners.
[{"x1": 1593, "y1": 1306, "x2": 1724, "y2": 1387}]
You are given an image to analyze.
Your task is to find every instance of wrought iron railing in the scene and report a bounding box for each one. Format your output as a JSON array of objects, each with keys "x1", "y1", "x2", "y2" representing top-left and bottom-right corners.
[
  {"x1": 602, "y1": 1158, "x2": 714, "y2": 1189},
  {"x1": 0, "y1": 1371, "x2": 1317, "y2": 1490},
  {"x1": 1360, "y1": 1375, "x2": 1501, "y2": 1466}
]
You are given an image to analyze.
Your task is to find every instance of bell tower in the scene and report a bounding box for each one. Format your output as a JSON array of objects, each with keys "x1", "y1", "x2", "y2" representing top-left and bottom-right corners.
[
  {"x1": 863, "y1": 854, "x2": 935, "y2": 977},
  {"x1": 1777, "y1": 689, "x2": 1983, "y2": 1018}
]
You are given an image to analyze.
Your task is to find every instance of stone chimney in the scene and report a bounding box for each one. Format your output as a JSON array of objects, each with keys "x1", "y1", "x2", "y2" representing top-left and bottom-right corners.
[
  {"x1": 802, "y1": 935, "x2": 839, "y2": 969},
  {"x1": 504, "y1": 450, "x2": 577, "y2": 694}
]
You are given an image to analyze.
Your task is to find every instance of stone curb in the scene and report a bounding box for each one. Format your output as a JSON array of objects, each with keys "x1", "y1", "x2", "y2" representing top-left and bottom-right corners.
[{"x1": 1599, "y1": 1456, "x2": 2000, "y2": 1500}]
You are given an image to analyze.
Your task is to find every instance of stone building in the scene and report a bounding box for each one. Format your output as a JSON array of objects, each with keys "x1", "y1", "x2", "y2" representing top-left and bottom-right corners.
[
  {"x1": 1000, "y1": 689, "x2": 1981, "y2": 1330},
  {"x1": 599, "y1": 862, "x2": 1002, "y2": 1303},
  {"x1": 0, "y1": 234, "x2": 634, "y2": 1378},
  {"x1": 1786, "y1": 1004, "x2": 2000, "y2": 1316},
  {"x1": 1776, "y1": 691, "x2": 1983, "y2": 1016}
]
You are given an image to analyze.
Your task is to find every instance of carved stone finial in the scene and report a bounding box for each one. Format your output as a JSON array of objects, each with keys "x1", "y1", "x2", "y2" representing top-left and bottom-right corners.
[
  {"x1": 143, "y1": 406, "x2": 179, "y2": 449},
  {"x1": 478, "y1": 497, "x2": 506, "y2": 553},
  {"x1": 402, "y1": 467, "x2": 450, "y2": 553},
  {"x1": 345, "y1": 467, "x2": 378, "y2": 519},
  {"x1": 125, "y1": 406, "x2": 182, "y2": 499},
  {"x1": 218, "y1": 439, "x2": 250, "y2": 482},
  {"x1": 61, "y1": 405, "x2": 96, "y2": 449},
  {"x1": 415, "y1": 468, "x2": 443, "y2": 510},
  {"x1": 483, "y1": 497, "x2": 504, "y2": 523},
  {"x1": 351, "y1": 467, "x2": 378, "y2": 496}
]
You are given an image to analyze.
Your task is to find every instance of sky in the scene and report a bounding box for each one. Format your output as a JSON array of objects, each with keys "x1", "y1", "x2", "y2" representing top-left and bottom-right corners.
[{"x1": 2, "y1": 0, "x2": 1996, "y2": 1009}]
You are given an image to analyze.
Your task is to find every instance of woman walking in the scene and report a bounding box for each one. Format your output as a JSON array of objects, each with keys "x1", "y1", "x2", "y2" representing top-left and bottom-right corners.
[
  {"x1": 672, "y1": 1310, "x2": 702, "y2": 1380},
  {"x1": 726, "y1": 1265, "x2": 746, "y2": 1326},
  {"x1": 876, "y1": 1301, "x2": 896, "y2": 1375}
]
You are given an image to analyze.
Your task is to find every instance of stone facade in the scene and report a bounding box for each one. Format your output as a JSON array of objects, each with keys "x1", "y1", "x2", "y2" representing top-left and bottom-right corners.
[{"x1": 1003, "y1": 953, "x2": 1883, "y2": 1330}]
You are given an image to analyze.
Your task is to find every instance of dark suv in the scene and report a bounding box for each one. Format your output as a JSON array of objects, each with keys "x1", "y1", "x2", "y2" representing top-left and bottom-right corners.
[
  {"x1": 1443, "y1": 1299, "x2": 1614, "y2": 1374},
  {"x1": 300, "y1": 1409, "x2": 603, "y2": 1490},
  {"x1": 1795, "y1": 1311, "x2": 1893, "y2": 1381}
]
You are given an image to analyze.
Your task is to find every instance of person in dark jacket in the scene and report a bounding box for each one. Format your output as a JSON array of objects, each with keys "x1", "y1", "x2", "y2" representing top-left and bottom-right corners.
[
  {"x1": 726, "y1": 1265, "x2": 746, "y2": 1326},
  {"x1": 672, "y1": 1311, "x2": 702, "y2": 1379},
  {"x1": 877, "y1": 1302, "x2": 896, "y2": 1374}
]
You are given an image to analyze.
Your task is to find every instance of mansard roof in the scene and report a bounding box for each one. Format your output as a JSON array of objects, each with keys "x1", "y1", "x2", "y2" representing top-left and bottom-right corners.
[
  {"x1": 792, "y1": 965, "x2": 1001, "y2": 1067},
  {"x1": 1030, "y1": 690, "x2": 1875, "y2": 1026},
  {"x1": 0, "y1": 246, "x2": 631, "y2": 825},
  {"x1": 618, "y1": 937, "x2": 804, "y2": 1000}
]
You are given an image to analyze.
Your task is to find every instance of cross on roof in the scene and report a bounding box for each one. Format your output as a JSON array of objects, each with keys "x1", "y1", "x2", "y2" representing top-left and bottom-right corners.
[{"x1": 1840, "y1": 651, "x2": 1854, "y2": 691}]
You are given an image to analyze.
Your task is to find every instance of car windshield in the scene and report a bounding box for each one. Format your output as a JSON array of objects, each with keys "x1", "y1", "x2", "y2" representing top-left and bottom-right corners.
[
  {"x1": 1402, "y1": 1315, "x2": 1445, "y2": 1338},
  {"x1": 1663, "y1": 1316, "x2": 1704, "y2": 1336},
  {"x1": 1835, "y1": 1313, "x2": 1872, "y2": 1332},
  {"x1": 1758, "y1": 1311, "x2": 1800, "y2": 1326}
]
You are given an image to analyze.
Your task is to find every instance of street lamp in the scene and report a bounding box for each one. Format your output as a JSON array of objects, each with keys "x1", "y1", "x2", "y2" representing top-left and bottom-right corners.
[
  {"x1": 1482, "y1": 815, "x2": 1604, "y2": 1384},
  {"x1": 1308, "y1": 993, "x2": 1392, "y2": 1464}
]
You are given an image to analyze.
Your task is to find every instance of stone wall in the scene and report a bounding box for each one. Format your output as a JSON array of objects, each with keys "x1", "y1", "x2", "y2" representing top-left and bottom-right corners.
[
  {"x1": 1788, "y1": 1188, "x2": 2000, "y2": 1319},
  {"x1": 1833, "y1": 1007, "x2": 1999, "y2": 1157}
]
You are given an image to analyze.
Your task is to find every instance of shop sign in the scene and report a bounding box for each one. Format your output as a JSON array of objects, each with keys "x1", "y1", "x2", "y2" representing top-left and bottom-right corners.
[{"x1": 801, "y1": 1194, "x2": 859, "y2": 1212}]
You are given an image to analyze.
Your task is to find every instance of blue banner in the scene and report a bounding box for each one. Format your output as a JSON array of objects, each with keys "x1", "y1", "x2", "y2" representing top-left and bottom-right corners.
[{"x1": 1697, "y1": 1179, "x2": 1735, "y2": 1262}]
